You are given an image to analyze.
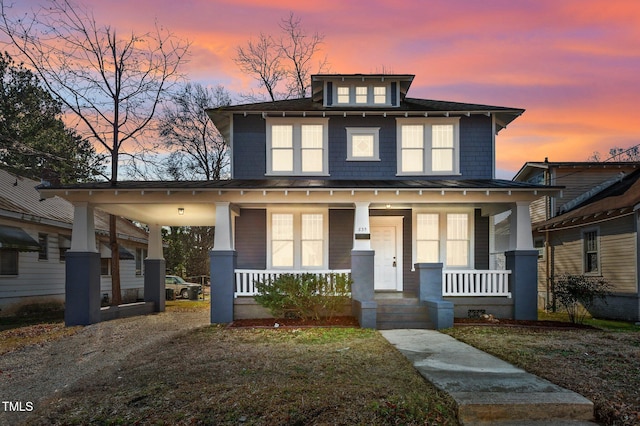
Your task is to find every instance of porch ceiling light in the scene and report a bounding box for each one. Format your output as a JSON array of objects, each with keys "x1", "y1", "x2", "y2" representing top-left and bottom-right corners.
[{"x1": 178, "y1": 207, "x2": 185, "y2": 215}]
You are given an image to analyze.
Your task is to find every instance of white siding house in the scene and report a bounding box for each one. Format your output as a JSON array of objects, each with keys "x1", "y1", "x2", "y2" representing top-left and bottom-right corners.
[{"x1": 0, "y1": 169, "x2": 148, "y2": 316}]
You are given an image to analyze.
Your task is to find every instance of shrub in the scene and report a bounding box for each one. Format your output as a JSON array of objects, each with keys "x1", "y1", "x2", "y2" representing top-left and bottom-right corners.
[
  {"x1": 552, "y1": 274, "x2": 610, "y2": 324},
  {"x1": 254, "y1": 273, "x2": 352, "y2": 320}
]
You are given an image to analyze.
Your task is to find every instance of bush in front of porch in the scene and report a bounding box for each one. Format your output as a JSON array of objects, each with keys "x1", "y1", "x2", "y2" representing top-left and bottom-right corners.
[{"x1": 254, "y1": 273, "x2": 352, "y2": 321}]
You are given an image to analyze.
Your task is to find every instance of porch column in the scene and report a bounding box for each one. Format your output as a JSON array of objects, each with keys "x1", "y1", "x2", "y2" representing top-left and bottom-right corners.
[
  {"x1": 144, "y1": 224, "x2": 165, "y2": 313},
  {"x1": 65, "y1": 202, "x2": 101, "y2": 326},
  {"x1": 506, "y1": 250, "x2": 539, "y2": 320},
  {"x1": 211, "y1": 202, "x2": 237, "y2": 324},
  {"x1": 506, "y1": 201, "x2": 538, "y2": 320},
  {"x1": 351, "y1": 202, "x2": 377, "y2": 328},
  {"x1": 509, "y1": 201, "x2": 534, "y2": 250},
  {"x1": 416, "y1": 263, "x2": 453, "y2": 330}
]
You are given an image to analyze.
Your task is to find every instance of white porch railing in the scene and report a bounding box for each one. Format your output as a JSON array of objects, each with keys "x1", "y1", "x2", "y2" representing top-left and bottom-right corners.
[
  {"x1": 234, "y1": 268, "x2": 511, "y2": 298},
  {"x1": 443, "y1": 270, "x2": 511, "y2": 298},
  {"x1": 234, "y1": 269, "x2": 352, "y2": 297}
]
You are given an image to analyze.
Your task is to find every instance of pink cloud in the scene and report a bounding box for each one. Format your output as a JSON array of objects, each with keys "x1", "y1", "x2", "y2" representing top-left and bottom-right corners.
[{"x1": 8, "y1": 0, "x2": 640, "y2": 177}]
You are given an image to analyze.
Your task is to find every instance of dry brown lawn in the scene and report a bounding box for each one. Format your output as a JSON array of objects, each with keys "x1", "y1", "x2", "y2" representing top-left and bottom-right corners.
[
  {"x1": 1, "y1": 306, "x2": 458, "y2": 425},
  {"x1": 443, "y1": 324, "x2": 640, "y2": 426}
]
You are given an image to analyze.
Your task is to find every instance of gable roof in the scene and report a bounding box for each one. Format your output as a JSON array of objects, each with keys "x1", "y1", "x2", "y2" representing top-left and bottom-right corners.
[
  {"x1": 0, "y1": 168, "x2": 148, "y2": 243},
  {"x1": 535, "y1": 168, "x2": 640, "y2": 231},
  {"x1": 514, "y1": 161, "x2": 640, "y2": 183}
]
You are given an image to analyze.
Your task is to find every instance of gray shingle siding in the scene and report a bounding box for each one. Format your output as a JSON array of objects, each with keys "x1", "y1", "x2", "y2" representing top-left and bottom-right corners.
[
  {"x1": 328, "y1": 209, "x2": 354, "y2": 269},
  {"x1": 231, "y1": 113, "x2": 494, "y2": 180},
  {"x1": 328, "y1": 116, "x2": 397, "y2": 179},
  {"x1": 474, "y1": 209, "x2": 489, "y2": 269},
  {"x1": 459, "y1": 115, "x2": 494, "y2": 179},
  {"x1": 235, "y1": 208, "x2": 266, "y2": 269},
  {"x1": 232, "y1": 115, "x2": 266, "y2": 179}
]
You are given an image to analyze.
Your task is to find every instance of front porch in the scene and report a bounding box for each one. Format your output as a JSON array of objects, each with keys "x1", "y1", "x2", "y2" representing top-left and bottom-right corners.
[{"x1": 232, "y1": 267, "x2": 524, "y2": 329}]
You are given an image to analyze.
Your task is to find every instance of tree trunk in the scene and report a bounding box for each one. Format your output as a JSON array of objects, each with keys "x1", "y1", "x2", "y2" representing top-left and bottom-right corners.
[{"x1": 109, "y1": 214, "x2": 122, "y2": 305}]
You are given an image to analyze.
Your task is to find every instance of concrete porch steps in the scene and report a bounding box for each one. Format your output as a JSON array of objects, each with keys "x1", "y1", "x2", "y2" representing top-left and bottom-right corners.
[
  {"x1": 381, "y1": 330, "x2": 596, "y2": 425},
  {"x1": 376, "y1": 295, "x2": 433, "y2": 329}
]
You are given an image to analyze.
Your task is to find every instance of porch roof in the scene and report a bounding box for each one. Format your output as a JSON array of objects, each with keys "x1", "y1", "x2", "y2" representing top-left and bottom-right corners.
[
  {"x1": 38, "y1": 178, "x2": 560, "y2": 227},
  {"x1": 38, "y1": 178, "x2": 556, "y2": 191}
]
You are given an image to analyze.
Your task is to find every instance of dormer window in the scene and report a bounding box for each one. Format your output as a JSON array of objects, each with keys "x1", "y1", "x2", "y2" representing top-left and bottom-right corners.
[
  {"x1": 329, "y1": 81, "x2": 395, "y2": 107},
  {"x1": 374, "y1": 86, "x2": 386, "y2": 104},
  {"x1": 355, "y1": 86, "x2": 368, "y2": 104},
  {"x1": 337, "y1": 86, "x2": 349, "y2": 104}
]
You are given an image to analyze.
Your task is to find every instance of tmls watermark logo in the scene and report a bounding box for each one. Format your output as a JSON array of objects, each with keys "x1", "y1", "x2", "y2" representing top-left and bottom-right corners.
[{"x1": 2, "y1": 401, "x2": 34, "y2": 412}]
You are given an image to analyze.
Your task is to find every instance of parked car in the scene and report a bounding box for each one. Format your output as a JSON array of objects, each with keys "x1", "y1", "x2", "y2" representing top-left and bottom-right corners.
[{"x1": 165, "y1": 275, "x2": 202, "y2": 299}]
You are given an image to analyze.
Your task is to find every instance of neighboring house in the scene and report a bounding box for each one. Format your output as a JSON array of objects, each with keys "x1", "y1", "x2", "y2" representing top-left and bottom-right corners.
[
  {"x1": 514, "y1": 162, "x2": 640, "y2": 321},
  {"x1": 40, "y1": 73, "x2": 558, "y2": 328},
  {"x1": 513, "y1": 161, "x2": 640, "y2": 321},
  {"x1": 0, "y1": 168, "x2": 149, "y2": 316}
]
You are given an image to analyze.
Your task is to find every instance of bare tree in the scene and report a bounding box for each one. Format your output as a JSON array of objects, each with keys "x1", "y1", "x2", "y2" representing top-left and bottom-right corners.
[
  {"x1": 588, "y1": 144, "x2": 640, "y2": 162},
  {"x1": 159, "y1": 83, "x2": 232, "y2": 180},
  {"x1": 235, "y1": 32, "x2": 283, "y2": 102},
  {"x1": 278, "y1": 12, "x2": 328, "y2": 99},
  {"x1": 235, "y1": 12, "x2": 328, "y2": 101},
  {"x1": 0, "y1": 0, "x2": 189, "y2": 305}
]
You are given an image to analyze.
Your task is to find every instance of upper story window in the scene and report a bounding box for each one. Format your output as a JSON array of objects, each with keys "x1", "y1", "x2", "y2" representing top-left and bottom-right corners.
[
  {"x1": 266, "y1": 118, "x2": 329, "y2": 176},
  {"x1": 397, "y1": 117, "x2": 460, "y2": 175},
  {"x1": 346, "y1": 127, "x2": 380, "y2": 161}
]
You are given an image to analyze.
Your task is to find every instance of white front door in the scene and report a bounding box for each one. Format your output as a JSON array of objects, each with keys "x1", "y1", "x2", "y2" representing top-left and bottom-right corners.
[{"x1": 370, "y1": 216, "x2": 403, "y2": 291}]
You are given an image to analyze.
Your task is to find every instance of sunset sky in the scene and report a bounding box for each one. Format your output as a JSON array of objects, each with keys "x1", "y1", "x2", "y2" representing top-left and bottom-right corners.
[{"x1": 8, "y1": 0, "x2": 640, "y2": 178}]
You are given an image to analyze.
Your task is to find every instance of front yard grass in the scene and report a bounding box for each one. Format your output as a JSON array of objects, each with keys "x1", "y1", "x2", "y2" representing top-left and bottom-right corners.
[
  {"x1": 26, "y1": 326, "x2": 458, "y2": 425},
  {"x1": 443, "y1": 318, "x2": 640, "y2": 426}
]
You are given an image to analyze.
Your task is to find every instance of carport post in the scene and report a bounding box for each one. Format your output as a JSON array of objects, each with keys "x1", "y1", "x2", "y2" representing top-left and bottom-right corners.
[
  {"x1": 65, "y1": 202, "x2": 101, "y2": 326},
  {"x1": 144, "y1": 224, "x2": 165, "y2": 312},
  {"x1": 210, "y1": 202, "x2": 237, "y2": 324}
]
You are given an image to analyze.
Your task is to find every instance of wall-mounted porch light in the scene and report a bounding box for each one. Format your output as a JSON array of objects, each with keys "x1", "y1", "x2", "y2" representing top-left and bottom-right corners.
[{"x1": 178, "y1": 207, "x2": 185, "y2": 215}]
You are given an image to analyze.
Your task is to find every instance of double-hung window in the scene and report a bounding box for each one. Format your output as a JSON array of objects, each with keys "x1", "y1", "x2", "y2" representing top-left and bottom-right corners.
[
  {"x1": 397, "y1": 118, "x2": 460, "y2": 175},
  {"x1": 0, "y1": 249, "x2": 18, "y2": 275},
  {"x1": 267, "y1": 118, "x2": 328, "y2": 175},
  {"x1": 416, "y1": 213, "x2": 439, "y2": 262},
  {"x1": 38, "y1": 233, "x2": 48, "y2": 260},
  {"x1": 269, "y1": 210, "x2": 327, "y2": 269},
  {"x1": 415, "y1": 211, "x2": 471, "y2": 267},
  {"x1": 583, "y1": 229, "x2": 599, "y2": 274}
]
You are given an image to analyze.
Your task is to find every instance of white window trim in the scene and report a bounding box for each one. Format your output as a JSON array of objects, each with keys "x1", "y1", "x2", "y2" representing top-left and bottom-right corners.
[
  {"x1": 582, "y1": 227, "x2": 600, "y2": 276},
  {"x1": 265, "y1": 117, "x2": 329, "y2": 176},
  {"x1": 346, "y1": 127, "x2": 380, "y2": 161},
  {"x1": 267, "y1": 207, "x2": 329, "y2": 270},
  {"x1": 412, "y1": 208, "x2": 475, "y2": 269},
  {"x1": 396, "y1": 117, "x2": 460, "y2": 176}
]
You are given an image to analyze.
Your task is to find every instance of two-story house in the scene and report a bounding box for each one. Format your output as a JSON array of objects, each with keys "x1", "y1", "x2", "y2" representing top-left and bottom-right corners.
[
  {"x1": 514, "y1": 161, "x2": 640, "y2": 321},
  {"x1": 39, "y1": 73, "x2": 558, "y2": 328}
]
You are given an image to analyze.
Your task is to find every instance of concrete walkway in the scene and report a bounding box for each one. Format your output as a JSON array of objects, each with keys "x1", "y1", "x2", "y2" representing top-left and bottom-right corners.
[{"x1": 380, "y1": 329, "x2": 597, "y2": 425}]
